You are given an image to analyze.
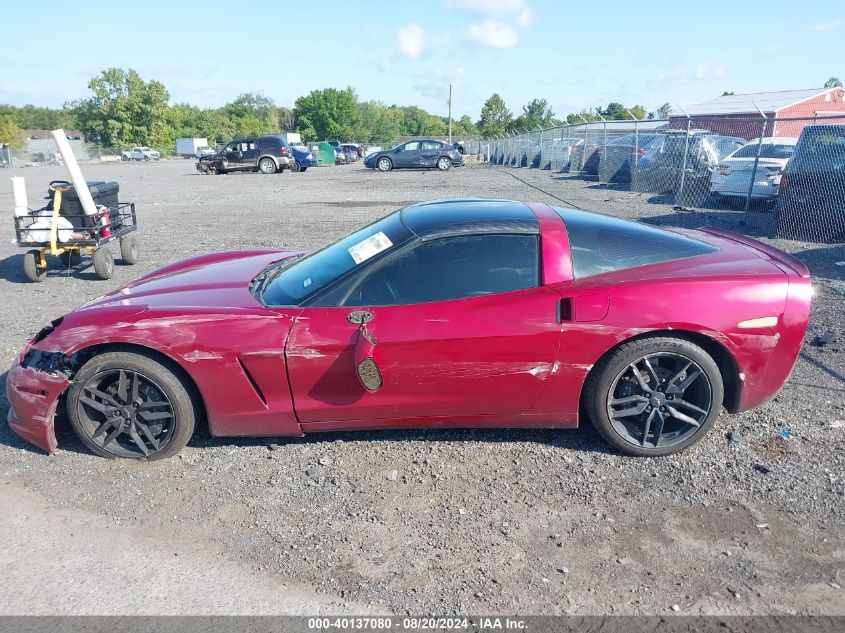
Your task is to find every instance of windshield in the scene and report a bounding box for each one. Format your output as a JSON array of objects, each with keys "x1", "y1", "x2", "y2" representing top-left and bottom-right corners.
[{"x1": 261, "y1": 211, "x2": 413, "y2": 306}]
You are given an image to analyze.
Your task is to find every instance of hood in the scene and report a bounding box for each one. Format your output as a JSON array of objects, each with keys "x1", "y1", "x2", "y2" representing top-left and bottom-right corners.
[{"x1": 83, "y1": 250, "x2": 299, "y2": 311}]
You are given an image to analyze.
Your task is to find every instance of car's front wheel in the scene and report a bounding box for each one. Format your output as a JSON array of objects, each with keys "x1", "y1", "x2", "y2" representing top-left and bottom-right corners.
[
  {"x1": 584, "y1": 336, "x2": 723, "y2": 456},
  {"x1": 290, "y1": 160, "x2": 301, "y2": 173},
  {"x1": 377, "y1": 157, "x2": 392, "y2": 172},
  {"x1": 258, "y1": 158, "x2": 277, "y2": 174},
  {"x1": 436, "y1": 156, "x2": 451, "y2": 171},
  {"x1": 67, "y1": 351, "x2": 196, "y2": 460}
]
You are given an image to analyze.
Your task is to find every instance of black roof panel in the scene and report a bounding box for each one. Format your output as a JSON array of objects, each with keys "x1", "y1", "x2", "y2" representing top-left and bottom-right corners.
[{"x1": 400, "y1": 199, "x2": 539, "y2": 239}]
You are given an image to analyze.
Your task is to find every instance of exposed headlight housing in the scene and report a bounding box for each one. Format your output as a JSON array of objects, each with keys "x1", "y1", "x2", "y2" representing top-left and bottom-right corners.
[{"x1": 22, "y1": 349, "x2": 69, "y2": 374}]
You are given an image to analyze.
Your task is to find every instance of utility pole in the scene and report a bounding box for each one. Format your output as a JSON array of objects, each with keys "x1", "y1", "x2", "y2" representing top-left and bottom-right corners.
[{"x1": 448, "y1": 83, "x2": 453, "y2": 145}]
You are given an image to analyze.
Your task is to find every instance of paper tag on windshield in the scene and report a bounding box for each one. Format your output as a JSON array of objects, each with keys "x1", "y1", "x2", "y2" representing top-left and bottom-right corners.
[{"x1": 348, "y1": 231, "x2": 393, "y2": 264}]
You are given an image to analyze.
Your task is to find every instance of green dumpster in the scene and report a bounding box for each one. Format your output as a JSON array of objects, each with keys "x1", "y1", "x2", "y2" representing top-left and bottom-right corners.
[{"x1": 315, "y1": 142, "x2": 336, "y2": 166}]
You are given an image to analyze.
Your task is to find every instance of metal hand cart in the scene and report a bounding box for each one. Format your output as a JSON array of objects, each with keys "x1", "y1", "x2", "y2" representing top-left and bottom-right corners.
[{"x1": 14, "y1": 180, "x2": 140, "y2": 282}]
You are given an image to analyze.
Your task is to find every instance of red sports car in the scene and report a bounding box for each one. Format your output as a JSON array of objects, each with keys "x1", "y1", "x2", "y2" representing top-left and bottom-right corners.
[{"x1": 7, "y1": 199, "x2": 812, "y2": 460}]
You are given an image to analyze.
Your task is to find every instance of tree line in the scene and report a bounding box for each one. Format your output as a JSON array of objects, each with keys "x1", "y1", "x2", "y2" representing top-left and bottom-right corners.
[{"x1": 5, "y1": 67, "x2": 838, "y2": 151}]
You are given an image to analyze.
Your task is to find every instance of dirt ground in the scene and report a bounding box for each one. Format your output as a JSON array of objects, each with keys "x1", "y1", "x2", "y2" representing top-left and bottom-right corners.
[{"x1": 0, "y1": 159, "x2": 843, "y2": 616}]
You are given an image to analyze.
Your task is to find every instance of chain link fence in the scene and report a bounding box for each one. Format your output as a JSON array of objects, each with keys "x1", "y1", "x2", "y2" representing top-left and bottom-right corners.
[{"x1": 467, "y1": 114, "x2": 845, "y2": 245}]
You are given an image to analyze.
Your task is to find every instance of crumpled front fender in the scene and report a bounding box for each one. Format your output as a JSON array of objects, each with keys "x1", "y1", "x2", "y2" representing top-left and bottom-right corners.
[{"x1": 6, "y1": 363, "x2": 70, "y2": 454}]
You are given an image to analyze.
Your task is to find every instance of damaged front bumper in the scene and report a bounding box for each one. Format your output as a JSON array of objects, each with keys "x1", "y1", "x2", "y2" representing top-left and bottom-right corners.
[{"x1": 6, "y1": 362, "x2": 70, "y2": 454}]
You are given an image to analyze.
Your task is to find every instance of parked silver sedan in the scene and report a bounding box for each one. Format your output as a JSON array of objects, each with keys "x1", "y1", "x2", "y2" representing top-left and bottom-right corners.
[{"x1": 710, "y1": 137, "x2": 798, "y2": 201}]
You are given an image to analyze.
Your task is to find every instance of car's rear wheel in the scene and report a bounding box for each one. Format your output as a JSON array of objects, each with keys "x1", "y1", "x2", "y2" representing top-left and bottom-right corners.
[
  {"x1": 584, "y1": 336, "x2": 723, "y2": 456},
  {"x1": 436, "y1": 156, "x2": 451, "y2": 171},
  {"x1": 67, "y1": 351, "x2": 196, "y2": 460},
  {"x1": 258, "y1": 158, "x2": 277, "y2": 174},
  {"x1": 377, "y1": 157, "x2": 392, "y2": 172}
]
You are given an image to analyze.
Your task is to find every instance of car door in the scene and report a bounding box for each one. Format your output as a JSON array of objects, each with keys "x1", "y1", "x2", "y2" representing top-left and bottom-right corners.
[
  {"x1": 418, "y1": 141, "x2": 441, "y2": 167},
  {"x1": 223, "y1": 141, "x2": 242, "y2": 169},
  {"x1": 394, "y1": 141, "x2": 420, "y2": 167},
  {"x1": 285, "y1": 233, "x2": 562, "y2": 428},
  {"x1": 241, "y1": 140, "x2": 260, "y2": 169}
]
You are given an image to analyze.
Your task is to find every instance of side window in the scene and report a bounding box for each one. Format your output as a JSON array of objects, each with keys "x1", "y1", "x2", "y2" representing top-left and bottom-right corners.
[
  {"x1": 403, "y1": 142, "x2": 420, "y2": 152},
  {"x1": 555, "y1": 207, "x2": 718, "y2": 278},
  {"x1": 225, "y1": 142, "x2": 239, "y2": 153},
  {"x1": 341, "y1": 234, "x2": 539, "y2": 307},
  {"x1": 421, "y1": 141, "x2": 439, "y2": 150}
]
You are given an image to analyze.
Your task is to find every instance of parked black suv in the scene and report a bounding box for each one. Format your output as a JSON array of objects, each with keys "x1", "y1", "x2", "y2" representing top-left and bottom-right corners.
[
  {"x1": 776, "y1": 124, "x2": 845, "y2": 242},
  {"x1": 197, "y1": 135, "x2": 295, "y2": 175}
]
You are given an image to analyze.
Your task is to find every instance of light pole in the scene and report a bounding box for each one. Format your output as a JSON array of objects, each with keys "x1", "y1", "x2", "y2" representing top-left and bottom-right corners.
[{"x1": 448, "y1": 83, "x2": 453, "y2": 145}]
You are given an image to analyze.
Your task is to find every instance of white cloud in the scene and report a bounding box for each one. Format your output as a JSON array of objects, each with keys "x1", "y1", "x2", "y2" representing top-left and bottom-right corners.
[
  {"x1": 809, "y1": 19, "x2": 842, "y2": 31},
  {"x1": 468, "y1": 20, "x2": 519, "y2": 49},
  {"x1": 414, "y1": 68, "x2": 467, "y2": 101},
  {"x1": 652, "y1": 62, "x2": 727, "y2": 84},
  {"x1": 694, "y1": 63, "x2": 727, "y2": 80},
  {"x1": 447, "y1": 0, "x2": 533, "y2": 25},
  {"x1": 396, "y1": 23, "x2": 427, "y2": 59}
]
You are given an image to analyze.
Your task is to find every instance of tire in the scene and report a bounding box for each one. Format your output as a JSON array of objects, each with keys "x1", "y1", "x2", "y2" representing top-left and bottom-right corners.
[
  {"x1": 436, "y1": 156, "x2": 451, "y2": 171},
  {"x1": 258, "y1": 157, "x2": 277, "y2": 174},
  {"x1": 300, "y1": 167, "x2": 308, "y2": 172},
  {"x1": 120, "y1": 235, "x2": 139, "y2": 265},
  {"x1": 23, "y1": 249, "x2": 47, "y2": 282},
  {"x1": 93, "y1": 248, "x2": 114, "y2": 280},
  {"x1": 377, "y1": 157, "x2": 392, "y2": 172},
  {"x1": 67, "y1": 351, "x2": 196, "y2": 460},
  {"x1": 584, "y1": 336, "x2": 724, "y2": 457},
  {"x1": 59, "y1": 249, "x2": 80, "y2": 268},
  {"x1": 289, "y1": 160, "x2": 301, "y2": 173}
]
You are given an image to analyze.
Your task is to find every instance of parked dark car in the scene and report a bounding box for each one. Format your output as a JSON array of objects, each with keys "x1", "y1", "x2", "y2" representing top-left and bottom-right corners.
[
  {"x1": 644, "y1": 131, "x2": 745, "y2": 203},
  {"x1": 340, "y1": 143, "x2": 365, "y2": 159},
  {"x1": 340, "y1": 144, "x2": 360, "y2": 163},
  {"x1": 597, "y1": 133, "x2": 666, "y2": 183},
  {"x1": 290, "y1": 145, "x2": 317, "y2": 172},
  {"x1": 364, "y1": 140, "x2": 464, "y2": 172},
  {"x1": 197, "y1": 136, "x2": 294, "y2": 175},
  {"x1": 776, "y1": 124, "x2": 845, "y2": 242}
]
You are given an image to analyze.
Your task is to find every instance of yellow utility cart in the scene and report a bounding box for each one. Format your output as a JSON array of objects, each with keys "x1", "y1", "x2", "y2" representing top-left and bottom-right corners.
[{"x1": 14, "y1": 180, "x2": 139, "y2": 282}]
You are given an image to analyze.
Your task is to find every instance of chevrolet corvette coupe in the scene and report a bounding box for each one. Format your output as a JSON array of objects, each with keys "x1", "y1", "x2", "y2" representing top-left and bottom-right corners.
[{"x1": 7, "y1": 199, "x2": 812, "y2": 460}]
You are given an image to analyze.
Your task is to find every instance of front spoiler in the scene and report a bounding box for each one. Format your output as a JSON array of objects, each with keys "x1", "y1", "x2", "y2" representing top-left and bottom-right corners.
[{"x1": 5, "y1": 363, "x2": 69, "y2": 454}]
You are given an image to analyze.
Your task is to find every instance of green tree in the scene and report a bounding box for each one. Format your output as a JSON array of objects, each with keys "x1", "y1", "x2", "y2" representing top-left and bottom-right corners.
[
  {"x1": 450, "y1": 115, "x2": 479, "y2": 137},
  {"x1": 513, "y1": 98, "x2": 556, "y2": 130},
  {"x1": 565, "y1": 109, "x2": 600, "y2": 124},
  {"x1": 824, "y1": 77, "x2": 842, "y2": 88},
  {"x1": 68, "y1": 68, "x2": 171, "y2": 148},
  {"x1": 221, "y1": 93, "x2": 280, "y2": 138},
  {"x1": 168, "y1": 103, "x2": 225, "y2": 144},
  {"x1": 0, "y1": 115, "x2": 25, "y2": 148},
  {"x1": 399, "y1": 106, "x2": 447, "y2": 136},
  {"x1": 653, "y1": 102, "x2": 672, "y2": 119},
  {"x1": 351, "y1": 101, "x2": 401, "y2": 144},
  {"x1": 0, "y1": 104, "x2": 66, "y2": 129},
  {"x1": 294, "y1": 87, "x2": 357, "y2": 141},
  {"x1": 477, "y1": 93, "x2": 513, "y2": 137},
  {"x1": 595, "y1": 102, "x2": 645, "y2": 120},
  {"x1": 721, "y1": 91, "x2": 735, "y2": 96}
]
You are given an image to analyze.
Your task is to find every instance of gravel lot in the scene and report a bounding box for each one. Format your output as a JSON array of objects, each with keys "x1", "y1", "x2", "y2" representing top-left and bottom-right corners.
[{"x1": 0, "y1": 160, "x2": 843, "y2": 616}]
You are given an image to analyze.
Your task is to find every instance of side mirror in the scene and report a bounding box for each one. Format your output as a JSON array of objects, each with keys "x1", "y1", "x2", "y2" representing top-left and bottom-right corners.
[{"x1": 347, "y1": 311, "x2": 383, "y2": 392}]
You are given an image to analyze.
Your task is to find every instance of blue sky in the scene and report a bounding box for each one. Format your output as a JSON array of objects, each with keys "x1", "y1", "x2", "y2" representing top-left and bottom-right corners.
[{"x1": 1, "y1": 0, "x2": 842, "y2": 120}]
